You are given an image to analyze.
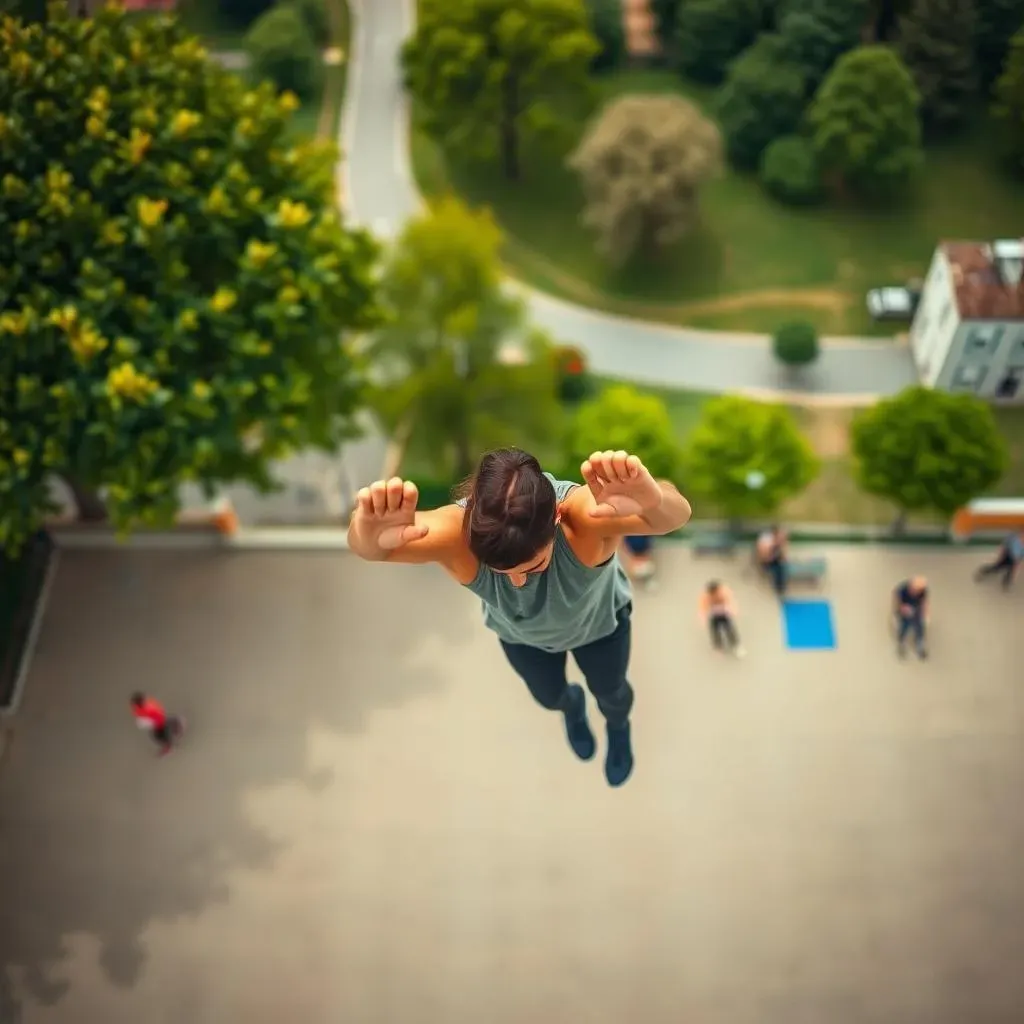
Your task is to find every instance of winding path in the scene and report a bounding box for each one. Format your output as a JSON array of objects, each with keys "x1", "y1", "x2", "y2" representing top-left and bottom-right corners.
[{"x1": 342, "y1": 0, "x2": 921, "y2": 400}]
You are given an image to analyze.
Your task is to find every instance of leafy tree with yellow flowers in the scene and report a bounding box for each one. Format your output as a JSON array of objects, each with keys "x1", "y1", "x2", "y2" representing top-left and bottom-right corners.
[{"x1": 0, "y1": 2, "x2": 381, "y2": 555}]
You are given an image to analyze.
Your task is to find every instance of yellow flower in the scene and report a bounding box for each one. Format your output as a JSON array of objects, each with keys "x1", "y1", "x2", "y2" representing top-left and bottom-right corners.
[
  {"x1": 193, "y1": 147, "x2": 212, "y2": 166},
  {"x1": 0, "y1": 312, "x2": 26, "y2": 336},
  {"x1": 86, "y1": 115, "x2": 106, "y2": 138},
  {"x1": 227, "y1": 161, "x2": 248, "y2": 183},
  {"x1": 244, "y1": 187, "x2": 264, "y2": 207},
  {"x1": 13, "y1": 449, "x2": 29, "y2": 468},
  {"x1": 123, "y1": 127, "x2": 152, "y2": 166},
  {"x1": 15, "y1": 220, "x2": 32, "y2": 241},
  {"x1": 9, "y1": 52, "x2": 32, "y2": 82},
  {"x1": 86, "y1": 87, "x2": 110, "y2": 114},
  {"x1": 131, "y1": 296, "x2": 151, "y2": 315},
  {"x1": 106, "y1": 362, "x2": 158, "y2": 402},
  {"x1": 192, "y1": 380, "x2": 212, "y2": 400},
  {"x1": 112, "y1": 55, "x2": 127, "y2": 74},
  {"x1": 176, "y1": 309, "x2": 199, "y2": 331},
  {"x1": 279, "y1": 91, "x2": 300, "y2": 113},
  {"x1": 276, "y1": 199, "x2": 312, "y2": 229},
  {"x1": 45, "y1": 165, "x2": 72, "y2": 192},
  {"x1": 237, "y1": 118, "x2": 255, "y2": 137},
  {"x1": 278, "y1": 285, "x2": 301, "y2": 305},
  {"x1": 137, "y1": 197, "x2": 168, "y2": 228},
  {"x1": 46, "y1": 38, "x2": 65, "y2": 60},
  {"x1": 67, "y1": 322, "x2": 108, "y2": 363},
  {"x1": 48, "y1": 305, "x2": 78, "y2": 330},
  {"x1": 101, "y1": 220, "x2": 127, "y2": 246},
  {"x1": 130, "y1": 38, "x2": 145, "y2": 63},
  {"x1": 244, "y1": 239, "x2": 277, "y2": 268},
  {"x1": 171, "y1": 109, "x2": 201, "y2": 137},
  {"x1": 210, "y1": 288, "x2": 237, "y2": 314},
  {"x1": 1, "y1": 174, "x2": 25, "y2": 198},
  {"x1": 114, "y1": 336, "x2": 138, "y2": 357}
]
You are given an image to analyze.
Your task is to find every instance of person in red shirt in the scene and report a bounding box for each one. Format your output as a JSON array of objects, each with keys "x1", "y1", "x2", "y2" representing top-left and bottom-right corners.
[{"x1": 130, "y1": 692, "x2": 184, "y2": 756}]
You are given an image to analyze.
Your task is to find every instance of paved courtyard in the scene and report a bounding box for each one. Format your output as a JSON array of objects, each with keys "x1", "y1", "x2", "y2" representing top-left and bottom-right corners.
[{"x1": 1, "y1": 543, "x2": 1023, "y2": 1024}]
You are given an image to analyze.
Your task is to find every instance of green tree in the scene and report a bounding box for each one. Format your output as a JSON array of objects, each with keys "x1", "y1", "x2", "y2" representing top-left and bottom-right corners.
[
  {"x1": 216, "y1": 0, "x2": 276, "y2": 29},
  {"x1": 367, "y1": 197, "x2": 561, "y2": 480},
  {"x1": 808, "y1": 45, "x2": 923, "y2": 199},
  {"x1": 993, "y1": 26, "x2": 1024, "y2": 175},
  {"x1": 778, "y1": 0, "x2": 869, "y2": 89},
  {"x1": 898, "y1": 0, "x2": 977, "y2": 134},
  {"x1": 759, "y1": 134, "x2": 823, "y2": 205},
  {"x1": 401, "y1": 0, "x2": 599, "y2": 181},
  {"x1": 651, "y1": 0, "x2": 681, "y2": 49},
  {"x1": 566, "y1": 386, "x2": 681, "y2": 481},
  {"x1": 714, "y1": 37, "x2": 808, "y2": 170},
  {"x1": 675, "y1": 0, "x2": 761, "y2": 84},
  {"x1": 568, "y1": 94, "x2": 722, "y2": 263},
  {"x1": 293, "y1": 0, "x2": 330, "y2": 47},
  {"x1": 772, "y1": 321, "x2": 820, "y2": 366},
  {"x1": 585, "y1": 0, "x2": 625, "y2": 71},
  {"x1": 850, "y1": 387, "x2": 1008, "y2": 521},
  {"x1": 0, "y1": 6, "x2": 380, "y2": 555},
  {"x1": 975, "y1": 0, "x2": 1024, "y2": 91},
  {"x1": 246, "y1": 3, "x2": 320, "y2": 100},
  {"x1": 681, "y1": 396, "x2": 819, "y2": 517}
]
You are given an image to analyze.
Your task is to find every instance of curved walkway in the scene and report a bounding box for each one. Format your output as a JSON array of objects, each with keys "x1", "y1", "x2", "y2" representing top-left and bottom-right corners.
[{"x1": 342, "y1": 0, "x2": 920, "y2": 400}]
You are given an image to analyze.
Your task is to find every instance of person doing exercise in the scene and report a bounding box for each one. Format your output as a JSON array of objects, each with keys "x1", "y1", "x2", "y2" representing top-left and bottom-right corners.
[
  {"x1": 620, "y1": 534, "x2": 656, "y2": 589},
  {"x1": 756, "y1": 525, "x2": 789, "y2": 597},
  {"x1": 698, "y1": 580, "x2": 745, "y2": 657},
  {"x1": 347, "y1": 448, "x2": 693, "y2": 788},
  {"x1": 974, "y1": 530, "x2": 1023, "y2": 590}
]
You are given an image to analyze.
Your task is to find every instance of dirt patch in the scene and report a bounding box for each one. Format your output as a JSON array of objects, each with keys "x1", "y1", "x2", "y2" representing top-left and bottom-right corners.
[
  {"x1": 679, "y1": 288, "x2": 850, "y2": 316},
  {"x1": 801, "y1": 406, "x2": 854, "y2": 458}
]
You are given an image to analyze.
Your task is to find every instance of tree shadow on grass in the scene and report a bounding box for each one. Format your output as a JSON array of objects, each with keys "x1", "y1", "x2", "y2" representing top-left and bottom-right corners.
[{"x1": 0, "y1": 548, "x2": 475, "y2": 1021}]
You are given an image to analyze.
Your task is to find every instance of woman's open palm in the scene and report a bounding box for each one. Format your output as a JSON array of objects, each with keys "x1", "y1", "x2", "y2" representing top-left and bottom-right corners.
[
  {"x1": 353, "y1": 478, "x2": 428, "y2": 550},
  {"x1": 581, "y1": 451, "x2": 662, "y2": 518}
]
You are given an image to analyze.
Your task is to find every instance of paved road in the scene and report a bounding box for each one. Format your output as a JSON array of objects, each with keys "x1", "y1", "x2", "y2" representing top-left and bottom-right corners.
[
  {"x1": 344, "y1": 0, "x2": 921, "y2": 399},
  {"x1": 2, "y1": 546, "x2": 1023, "y2": 1022}
]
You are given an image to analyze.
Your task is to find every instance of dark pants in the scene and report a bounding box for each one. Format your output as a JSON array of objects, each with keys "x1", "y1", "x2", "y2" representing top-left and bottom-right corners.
[
  {"x1": 896, "y1": 611, "x2": 925, "y2": 649},
  {"x1": 976, "y1": 552, "x2": 1017, "y2": 587},
  {"x1": 710, "y1": 613, "x2": 738, "y2": 649},
  {"x1": 151, "y1": 717, "x2": 180, "y2": 748},
  {"x1": 764, "y1": 557, "x2": 787, "y2": 596},
  {"x1": 500, "y1": 604, "x2": 634, "y2": 728}
]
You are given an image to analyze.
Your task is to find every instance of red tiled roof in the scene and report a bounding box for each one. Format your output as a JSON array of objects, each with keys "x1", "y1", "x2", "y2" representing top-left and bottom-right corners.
[{"x1": 941, "y1": 240, "x2": 1024, "y2": 321}]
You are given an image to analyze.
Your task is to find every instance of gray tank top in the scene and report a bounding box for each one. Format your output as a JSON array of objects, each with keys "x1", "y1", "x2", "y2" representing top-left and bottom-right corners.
[{"x1": 460, "y1": 475, "x2": 632, "y2": 653}]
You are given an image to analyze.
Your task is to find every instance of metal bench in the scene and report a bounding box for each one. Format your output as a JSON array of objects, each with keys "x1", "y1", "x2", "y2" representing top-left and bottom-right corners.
[
  {"x1": 787, "y1": 557, "x2": 828, "y2": 586},
  {"x1": 690, "y1": 532, "x2": 738, "y2": 557}
]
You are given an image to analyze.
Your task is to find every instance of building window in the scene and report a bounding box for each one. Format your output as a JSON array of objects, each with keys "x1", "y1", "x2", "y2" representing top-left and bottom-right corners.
[
  {"x1": 964, "y1": 325, "x2": 1005, "y2": 356},
  {"x1": 953, "y1": 363, "x2": 987, "y2": 390}
]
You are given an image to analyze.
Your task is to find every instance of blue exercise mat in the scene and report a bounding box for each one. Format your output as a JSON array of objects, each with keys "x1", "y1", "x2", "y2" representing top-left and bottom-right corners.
[{"x1": 782, "y1": 599, "x2": 836, "y2": 651}]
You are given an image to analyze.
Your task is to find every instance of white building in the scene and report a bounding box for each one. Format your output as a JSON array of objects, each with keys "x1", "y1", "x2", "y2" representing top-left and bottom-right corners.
[{"x1": 909, "y1": 239, "x2": 1024, "y2": 402}]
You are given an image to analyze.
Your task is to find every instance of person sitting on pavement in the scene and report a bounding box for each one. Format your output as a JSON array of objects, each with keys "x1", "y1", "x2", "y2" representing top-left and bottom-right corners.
[
  {"x1": 698, "y1": 580, "x2": 745, "y2": 658},
  {"x1": 621, "y1": 534, "x2": 656, "y2": 590},
  {"x1": 974, "y1": 529, "x2": 1023, "y2": 590},
  {"x1": 756, "y1": 524, "x2": 789, "y2": 597},
  {"x1": 893, "y1": 576, "x2": 929, "y2": 660}
]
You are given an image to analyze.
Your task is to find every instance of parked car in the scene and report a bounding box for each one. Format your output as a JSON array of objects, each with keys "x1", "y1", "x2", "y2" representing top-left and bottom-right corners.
[{"x1": 866, "y1": 286, "x2": 920, "y2": 322}]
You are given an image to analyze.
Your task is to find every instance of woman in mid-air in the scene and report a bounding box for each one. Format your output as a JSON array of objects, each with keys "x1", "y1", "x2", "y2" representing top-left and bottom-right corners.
[{"x1": 347, "y1": 448, "x2": 692, "y2": 787}]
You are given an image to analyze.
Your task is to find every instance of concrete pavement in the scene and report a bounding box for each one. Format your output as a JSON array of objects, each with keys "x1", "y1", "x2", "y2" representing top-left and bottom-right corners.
[
  {"x1": 344, "y1": 0, "x2": 921, "y2": 399},
  {"x1": 1, "y1": 545, "x2": 1023, "y2": 1022}
]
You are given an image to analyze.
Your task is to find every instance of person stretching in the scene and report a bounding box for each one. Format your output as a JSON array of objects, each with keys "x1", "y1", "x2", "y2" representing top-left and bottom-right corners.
[
  {"x1": 347, "y1": 448, "x2": 693, "y2": 787},
  {"x1": 756, "y1": 525, "x2": 789, "y2": 597},
  {"x1": 698, "y1": 580, "x2": 745, "y2": 657},
  {"x1": 974, "y1": 530, "x2": 1023, "y2": 590},
  {"x1": 893, "y1": 576, "x2": 929, "y2": 660}
]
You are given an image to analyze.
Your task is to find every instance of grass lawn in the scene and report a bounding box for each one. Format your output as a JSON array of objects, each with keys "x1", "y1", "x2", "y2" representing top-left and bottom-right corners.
[
  {"x1": 399, "y1": 379, "x2": 1024, "y2": 526},
  {"x1": 411, "y1": 68, "x2": 1024, "y2": 337}
]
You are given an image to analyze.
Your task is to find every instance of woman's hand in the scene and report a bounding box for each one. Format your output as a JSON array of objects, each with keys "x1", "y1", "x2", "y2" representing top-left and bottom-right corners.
[{"x1": 581, "y1": 451, "x2": 663, "y2": 519}]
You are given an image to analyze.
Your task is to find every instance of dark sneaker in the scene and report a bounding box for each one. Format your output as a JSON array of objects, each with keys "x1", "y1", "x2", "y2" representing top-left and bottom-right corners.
[
  {"x1": 562, "y1": 684, "x2": 595, "y2": 761},
  {"x1": 917, "y1": 646, "x2": 928, "y2": 660},
  {"x1": 605, "y1": 724, "x2": 634, "y2": 787}
]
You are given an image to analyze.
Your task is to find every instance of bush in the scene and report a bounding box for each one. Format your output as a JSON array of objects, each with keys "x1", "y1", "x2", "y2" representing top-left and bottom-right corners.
[
  {"x1": 585, "y1": 0, "x2": 626, "y2": 72},
  {"x1": 554, "y1": 345, "x2": 593, "y2": 403},
  {"x1": 292, "y1": 0, "x2": 330, "y2": 47},
  {"x1": 216, "y1": 0, "x2": 276, "y2": 28},
  {"x1": 759, "y1": 134, "x2": 823, "y2": 205},
  {"x1": 246, "y1": 3, "x2": 321, "y2": 99},
  {"x1": 773, "y1": 321, "x2": 820, "y2": 366}
]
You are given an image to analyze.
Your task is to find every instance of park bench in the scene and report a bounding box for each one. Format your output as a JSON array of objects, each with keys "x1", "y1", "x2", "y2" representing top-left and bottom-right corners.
[
  {"x1": 787, "y1": 556, "x2": 828, "y2": 587},
  {"x1": 690, "y1": 531, "x2": 738, "y2": 557}
]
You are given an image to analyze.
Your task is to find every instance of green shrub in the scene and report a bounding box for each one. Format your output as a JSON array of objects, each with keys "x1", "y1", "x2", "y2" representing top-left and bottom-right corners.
[
  {"x1": 246, "y1": 3, "x2": 320, "y2": 99},
  {"x1": 772, "y1": 320, "x2": 820, "y2": 366},
  {"x1": 216, "y1": 0, "x2": 276, "y2": 28},
  {"x1": 554, "y1": 345, "x2": 593, "y2": 403},
  {"x1": 759, "y1": 134, "x2": 823, "y2": 205},
  {"x1": 292, "y1": 0, "x2": 330, "y2": 47},
  {"x1": 585, "y1": 0, "x2": 626, "y2": 72}
]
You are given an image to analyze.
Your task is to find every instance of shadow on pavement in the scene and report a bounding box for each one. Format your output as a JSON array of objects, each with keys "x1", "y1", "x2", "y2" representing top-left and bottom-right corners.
[{"x1": 0, "y1": 549, "x2": 473, "y2": 1020}]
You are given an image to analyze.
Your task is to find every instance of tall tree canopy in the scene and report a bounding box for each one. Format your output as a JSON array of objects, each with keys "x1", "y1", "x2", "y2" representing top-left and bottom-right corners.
[
  {"x1": 0, "y1": 4, "x2": 380, "y2": 554},
  {"x1": 808, "y1": 45, "x2": 923, "y2": 199},
  {"x1": 675, "y1": 0, "x2": 762, "y2": 84},
  {"x1": 401, "y1": 0, "x2": 599, "y2": 181},
  {"x1": 975, "y1": 0, "x2": 1024, "y2": 91},
  {"x1": 367, "y1": 197, "x2": 561, "y2": 480},
  {"x1": 568, "y1": 93, "x2": 722, "y2": 263},
  {"x1": 778, "y1": 0, "x2": 870, "y2": 90},
  {"x1": 898, "y1": 0, "x2": 977, "y2": 134},
  {"x1": 850, "y1": 387, "x2": 1008, "y2": 517},
  {"x1": 993, "y1": 26, "x2": 1024, "y2": 175}
]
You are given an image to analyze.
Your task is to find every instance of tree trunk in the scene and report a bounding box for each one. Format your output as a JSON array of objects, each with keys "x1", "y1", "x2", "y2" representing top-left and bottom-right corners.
[
  {"x1": 62, "y1": 476, "x2": 108, "y2": 522},
  {"x1": 500, "y1": 74, "x2": 520, "y2": 181}
]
